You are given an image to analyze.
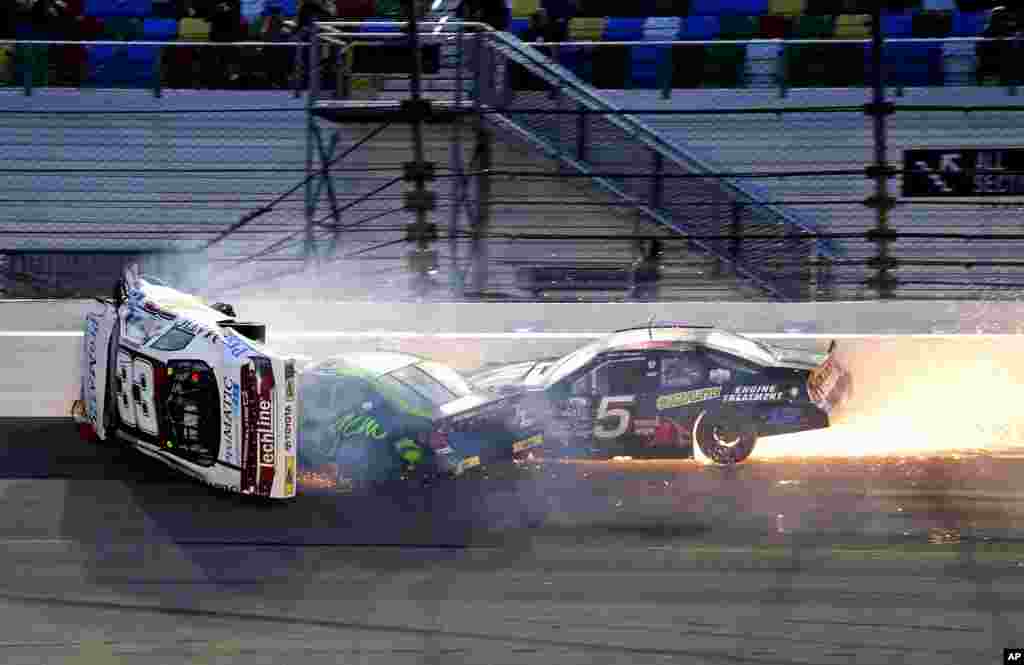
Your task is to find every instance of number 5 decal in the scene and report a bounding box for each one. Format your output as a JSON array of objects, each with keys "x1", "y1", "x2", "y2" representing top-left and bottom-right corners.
[{"x1": 594, "y1": 395, "x2": 635, "y2": 439}]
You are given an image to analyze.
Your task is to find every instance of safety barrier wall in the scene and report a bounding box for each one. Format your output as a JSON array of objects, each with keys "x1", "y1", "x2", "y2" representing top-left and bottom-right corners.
[{"x1": 1, "y1": 298, "x2": 1019, "y2": 418}]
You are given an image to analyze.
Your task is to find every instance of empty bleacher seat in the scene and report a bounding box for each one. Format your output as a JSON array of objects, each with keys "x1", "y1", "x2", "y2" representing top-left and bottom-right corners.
[
  {"x1": 87, "y1": 45, "x2": 157, "y2": 88},
  {"x1": 746, "y1": 41, "x2": 781, "y2": 86},
  {"x1": 881, "y1": 10, "x2": 914, "y2": 37},
  {"x1": 85, "y1": 0, "x2": 152, "y2": 18},
  {"x1": 868, "y1": 40, "x2": 944, "y2": 87},
  {"x1": 643, "y1": 16, "x2": 681, "y2": 40},
  {"x1": 510, "y1": 17, "x2": 530, "y2": 38},
  {"x1": 630, "y1": 44, "x2": 665, "y2": 89},
  {"x1": 264, "y1": 0, "x2": 298, "y2": 15},
  {"x1": 767, "y1": 0, "x2": 804, "y2": 16},
  {"x1": 603, "y1": 18, "x2": 646, "y2": 41},
  {"x1": 691, "y1": 0, "x2": 768, "y2": 16},
  {"x1": 951, "y1": 11, "x2": 986, "y2": 36},
  {"x1": 942, "y1": 40, "x2": 976, "y2": 86},
  {"x1": 360, "y1": 16, "x2": 400, "y2": 32},
  {"x1": 143, "y1": 18, "x2": 178, "y2": 40},
  {"x1": 834, "y1": 14, "x2": 870, "y2": 39},
  {"x1": 680, "y1": 15, "x2": 720, "y2": 41},
  {"x1": 511, "y1": 0, "x2": 540, "y2": 18},
  {"x1": 569, "y1": 17, "x2": 606, "y2": 40},
  {"x1": 178, "y1": 17, "x2": 211, "y2": 40}
]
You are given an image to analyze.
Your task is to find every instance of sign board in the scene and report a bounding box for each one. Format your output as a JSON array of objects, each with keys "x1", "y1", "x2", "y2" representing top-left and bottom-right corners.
[{"x1": 902, "y1": 148, "x2": 1024, "y2": 198}]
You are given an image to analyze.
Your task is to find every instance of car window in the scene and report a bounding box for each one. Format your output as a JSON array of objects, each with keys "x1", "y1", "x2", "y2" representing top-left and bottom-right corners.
[
  {"x1": 541, "y1": 341, "x2": 603, "y2": 387},
  {"x1": 375, "y1": 375, "x2": 437, "y2": 414},
  {"x1": 123, "y1": 306, "x2": 169, "y2": 346},
  {"x1": 382, "y1": 367, "x2": 453, "y2": 409},
  {"x1": 416, "y1": 360, "x2": 472, "y2": 398},
  {"x1": 702, "y1": 349, "x2": 764, "y2": 375},
  {"x1": 659, "y1": 351, "x2": 708, "y2": 389},
  {"x1": 151, "y1": 327, "x2": 196, "y2": 352},
  {"x1": 594, "y1": 357, "x2": 655, "y2": 395}
]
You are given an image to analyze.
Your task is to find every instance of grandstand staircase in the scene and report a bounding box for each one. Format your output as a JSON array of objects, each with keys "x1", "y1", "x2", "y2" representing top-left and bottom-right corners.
[{"x1": 360, "y1": 27, "x2": 836, "y2": 300}]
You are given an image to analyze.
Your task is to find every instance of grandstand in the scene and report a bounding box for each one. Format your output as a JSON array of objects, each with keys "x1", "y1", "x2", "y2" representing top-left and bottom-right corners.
[{"x1": 1, "y1": 0, "x2": 1023, "y2": 301}]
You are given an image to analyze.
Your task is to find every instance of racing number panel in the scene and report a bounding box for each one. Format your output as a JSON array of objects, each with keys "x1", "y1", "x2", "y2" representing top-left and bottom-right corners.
[{"x1": 115, "y1": 350, "x2": 159, "y2": 437}]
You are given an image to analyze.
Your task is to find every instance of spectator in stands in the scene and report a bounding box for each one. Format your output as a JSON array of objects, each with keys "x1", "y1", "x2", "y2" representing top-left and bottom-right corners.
[
  {"x1": 260, "y1": 7, "x2": 292, "y2": 89},
  {"x1": 206, "y1": 0, "x2": 242, "y2": 88},
  {"x1": 979, "y1": 6, "x2": 1024, "y2": 85},
  {"x1": 522, "y1": 8, "x2": 566, "y2": 44},
  {"x1": 455, "y1": 0, "x2": 509, "y2": 32},
  {"x1": 295, "y1": 0, "x2": 332, "y2": 89}
]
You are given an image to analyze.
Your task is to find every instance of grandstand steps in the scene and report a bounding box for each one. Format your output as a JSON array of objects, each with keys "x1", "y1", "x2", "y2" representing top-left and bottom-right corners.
[{"x1": 0, "y1": 88, "x2": 754, "y2": 301}]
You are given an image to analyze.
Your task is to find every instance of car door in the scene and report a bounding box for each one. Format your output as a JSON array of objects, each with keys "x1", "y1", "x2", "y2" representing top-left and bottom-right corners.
[
  {"x1": 113, "y1": 304, "x2": 171, "y2": 439},
  {"x1": 557, "y1": 351, "x2": 659, "y2": 453}
]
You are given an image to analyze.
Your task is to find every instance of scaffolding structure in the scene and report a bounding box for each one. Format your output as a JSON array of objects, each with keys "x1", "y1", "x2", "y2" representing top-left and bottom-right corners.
[{"x1": 302, "y1": 9, "x2": 496, "y2": 299}]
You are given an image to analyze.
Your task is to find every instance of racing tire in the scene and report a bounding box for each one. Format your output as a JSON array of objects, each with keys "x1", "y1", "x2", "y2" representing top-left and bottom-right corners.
[{"x1": 692, "y1": 410, "x2": 757, "y2": 466}]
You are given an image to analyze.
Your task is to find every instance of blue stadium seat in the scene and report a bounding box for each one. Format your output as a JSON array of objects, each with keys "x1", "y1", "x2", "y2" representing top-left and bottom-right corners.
[
  {"x1": 680, "y1": 15, "x2": 720, "y2": 40},
  {"x1": 881, "y1": 10, "x2": 914, "y2": 37},
  {"x1": 263, "y1": 0, "x2": 298, "y2": 17},
  {"x1": 952, "y1": 11, "x2": 986, "y2": 37},
  {"x1": 84, "y1": 0, "x2": 152, "y2": 18},
  {"x1": 868, "y1": 40, "x2": 944, "y2": 87},
  {"x1": 87, "y1": 45, "x2": 157, "y2": 88},
  {"x1": 630, "y1": 44, "x2": 666, "y2": 89},
  {"x1": 690, "y1": 0, "x2": 768, "y2": 16},
  {"x1": 603, "y1": 18, "x2": 646, "y2": 41},
  {"x1": 922, "y1": 0, "x2": 954, "y2": 10},
  {"x1": 510, "y1": 17, "x2": 530, "y2": 38},
  {"x1": 643, "y1": 16, "x2": 682, "y2": 40},
  {"x1": 541, "y1": 0, "x2": 576, "y2": 19},
  {"x1": 142, "y1": 18, "x2": 177, "y2": 40}
]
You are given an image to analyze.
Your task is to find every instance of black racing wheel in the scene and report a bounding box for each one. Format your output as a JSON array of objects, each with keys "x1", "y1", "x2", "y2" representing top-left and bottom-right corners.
[{"x1": 692, "y1": 409, "x2": 757, "y2": 465}]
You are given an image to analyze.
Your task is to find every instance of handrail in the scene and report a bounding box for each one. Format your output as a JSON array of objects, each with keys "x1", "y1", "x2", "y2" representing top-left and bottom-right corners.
[{"x1": 481, "y1": 28, "x2": 840, "y2": 259}]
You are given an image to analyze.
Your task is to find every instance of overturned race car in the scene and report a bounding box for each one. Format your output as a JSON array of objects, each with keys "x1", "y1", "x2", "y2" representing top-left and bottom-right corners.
[
  {"x1": 469, "y1": 323, "x2": 852, "y2": 465},
  {"x1": 72, "y1": 267, "x2": 300, "y2": 499}
]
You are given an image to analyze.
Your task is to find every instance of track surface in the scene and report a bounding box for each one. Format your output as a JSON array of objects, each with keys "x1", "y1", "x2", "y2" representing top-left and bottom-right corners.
[{"x1": 1, "y1": 419, "x2": 1022, "y2": 664}]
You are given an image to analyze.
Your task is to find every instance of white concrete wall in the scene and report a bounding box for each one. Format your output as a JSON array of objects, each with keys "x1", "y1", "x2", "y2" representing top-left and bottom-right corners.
[{"x1": 2, "y1": 298, "x2": 1020, "y2": 417}]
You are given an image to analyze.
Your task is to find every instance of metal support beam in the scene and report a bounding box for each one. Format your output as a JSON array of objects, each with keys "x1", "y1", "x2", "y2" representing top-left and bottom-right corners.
[
  {"x1": 471, "y1": 125, "x2": 492, "y2": 295},
  {"x1": 866, "y1": 6, "x2": 897, "y2": 299}
]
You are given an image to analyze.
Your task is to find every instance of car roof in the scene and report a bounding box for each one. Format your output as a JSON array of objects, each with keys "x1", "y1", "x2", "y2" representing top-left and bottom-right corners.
[{"x1": 326, "y1": 352, "x2": 422, "y2": 378}]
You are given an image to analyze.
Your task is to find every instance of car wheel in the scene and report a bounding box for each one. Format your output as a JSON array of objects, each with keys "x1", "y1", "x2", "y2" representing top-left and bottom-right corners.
[{"x1": 692, "y1": 410, "x2": 757, "y2": 465}]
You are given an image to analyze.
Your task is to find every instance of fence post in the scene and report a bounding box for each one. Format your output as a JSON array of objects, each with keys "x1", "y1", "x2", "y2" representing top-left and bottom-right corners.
[
  {"x1": 776, "y1": 42, "x2": 787, "y2": 99},
  {"x1": 23, "y1": 45, "x2": 33, "y2": 96},
  {"x1": 866, "y1": 6, "x2": 897, "y2": 299},
  {"x1": 153, "y1": 46, "x2": 163, "y2": 98},
  {"x1": 660, "y1": 46, "x2": 672, "y2": 100}
]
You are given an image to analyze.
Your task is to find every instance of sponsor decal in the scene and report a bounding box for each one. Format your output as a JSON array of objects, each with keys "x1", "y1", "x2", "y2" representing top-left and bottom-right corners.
[
  {"x1": 257, "y1": 398, "x2": 275, "y2": 467},
  {"x1": 723, "y1": 384, "x2": 784, "y2": 403},
  {"x1": 223, "y1": 331, "x2": 256, "y2": 360},
  {"x1": 334, "y1": 412, "x2": 388, "y2": 440},
  {"x1": 285, "y1": 456, "x2": 296, "y2": 496},
  {"x1": 283, "y1": 402, "x2": 295, "y2": 452},
  {"x1": 656, "y1": 387, "x2": 722, "y2": 411},
  {"x1": 512, "y1": 434, "x2": 543, "y2": 453},
  {"x1": 285, "y1": 361, "x2": 296, "y2": 402},
  {"x1": 221, "y1": 377, "x2": 240, "y2": 464},
  {"x1": 84, "y1": 316, "x2": 100, "y2": 424},
  {"x1": 457, "y1": 456, "x2": 481, "y2": 473}
]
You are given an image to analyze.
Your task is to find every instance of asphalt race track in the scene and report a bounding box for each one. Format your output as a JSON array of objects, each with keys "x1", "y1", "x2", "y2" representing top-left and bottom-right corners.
[{"x1": 0, "y1": 419, "x2": 1022, "y2": 665}]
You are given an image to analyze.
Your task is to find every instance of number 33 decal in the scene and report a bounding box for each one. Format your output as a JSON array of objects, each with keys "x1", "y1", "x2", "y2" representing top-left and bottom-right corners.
[{"x1": 594, "y1": 395, "x2": 635, "y2": 439}]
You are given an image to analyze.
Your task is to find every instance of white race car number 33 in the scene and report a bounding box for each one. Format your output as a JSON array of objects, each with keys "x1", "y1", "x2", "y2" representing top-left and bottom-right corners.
[{"x1": 594, "y1": 395, "x2": 635, "y2": 439}]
